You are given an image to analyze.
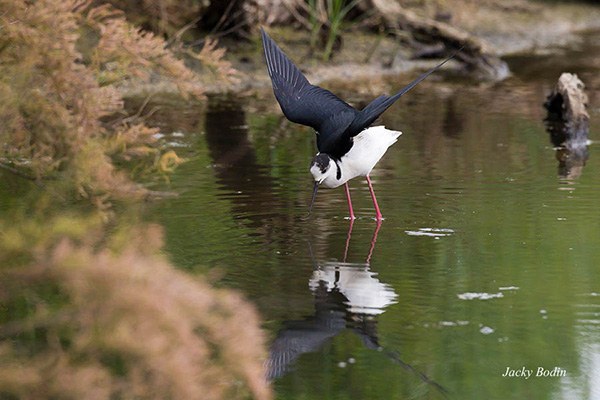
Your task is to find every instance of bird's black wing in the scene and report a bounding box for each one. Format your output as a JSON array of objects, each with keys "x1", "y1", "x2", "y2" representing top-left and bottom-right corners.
[
  {"x1": 261, "y1": 28, "x2": 357, "y2": 152},
  {"x1": 342, "y1": 49, "x2": 462, "y2": 139}
]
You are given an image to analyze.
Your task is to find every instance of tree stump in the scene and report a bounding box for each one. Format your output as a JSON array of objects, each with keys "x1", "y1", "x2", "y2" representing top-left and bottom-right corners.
[
  {"x1": 544, "y1": 72, "x2": 590, "y2": 145},
  {"x1": 544, "y1": 73, "x2": 590, "y2": 179}
]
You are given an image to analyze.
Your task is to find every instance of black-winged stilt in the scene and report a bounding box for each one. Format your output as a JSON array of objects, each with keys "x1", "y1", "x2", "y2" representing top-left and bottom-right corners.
[{"x1": 261, "y1": 28, "x2": 459, "y2": 220}]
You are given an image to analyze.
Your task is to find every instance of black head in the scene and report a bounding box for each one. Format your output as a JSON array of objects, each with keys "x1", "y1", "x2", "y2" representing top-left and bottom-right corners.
[
  {"x1": 307, "y1": 153, "x2": 334, "y2": 218},
  {"x1": 310, "y1": 153, "x2": 332, "y2": 175}
]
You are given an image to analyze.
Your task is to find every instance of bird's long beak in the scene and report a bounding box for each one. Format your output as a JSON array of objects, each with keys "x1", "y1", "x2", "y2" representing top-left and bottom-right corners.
[{"x1": 307, "y1": 181, "x2": 319, "y2": 217}]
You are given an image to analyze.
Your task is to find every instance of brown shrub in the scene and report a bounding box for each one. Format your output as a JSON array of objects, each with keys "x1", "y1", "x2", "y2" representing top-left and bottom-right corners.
[
  {"x1": 0, "y1": 2, "x2": 268, "y2": 398},
  {"x1": 0, "y1": 224, "x2": 272, "y2": 400},
  {"x1": 0, "y1": 0, "x2": 235, "y2": 204}
]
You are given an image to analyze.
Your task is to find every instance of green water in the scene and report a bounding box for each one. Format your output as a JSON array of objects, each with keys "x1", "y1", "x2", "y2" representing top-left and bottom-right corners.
[
  {"x1": 3, "y1": 31, "x2": 600, "y2": 399},
  {"x1": 148, "y1": 31, "x2": 600, "y2": 399}
]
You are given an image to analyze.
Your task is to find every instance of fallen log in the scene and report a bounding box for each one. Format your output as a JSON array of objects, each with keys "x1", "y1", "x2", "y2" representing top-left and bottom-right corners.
[{"x1": 357, "y1": 0, "x2": 509, "y2": 80}]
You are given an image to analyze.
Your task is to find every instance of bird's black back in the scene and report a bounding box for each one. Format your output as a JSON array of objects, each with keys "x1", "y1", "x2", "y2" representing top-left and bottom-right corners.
[
  {"x1": 261, "y1": 28, "x2": 460, "y2": 159},
  {"x1": 261, "y1": 28, "x2": 357, "y2": 158}
]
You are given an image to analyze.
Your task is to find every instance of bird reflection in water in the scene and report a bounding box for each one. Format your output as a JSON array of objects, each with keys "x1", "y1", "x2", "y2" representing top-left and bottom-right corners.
[{"x1": 265, "y1": 221, "x2": 447, "y2": 395}]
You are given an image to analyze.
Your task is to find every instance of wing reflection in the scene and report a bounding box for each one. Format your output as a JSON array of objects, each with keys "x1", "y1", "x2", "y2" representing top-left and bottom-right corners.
[{"x1": 264, "y1": 284, "x2": 350, "y2": 380}]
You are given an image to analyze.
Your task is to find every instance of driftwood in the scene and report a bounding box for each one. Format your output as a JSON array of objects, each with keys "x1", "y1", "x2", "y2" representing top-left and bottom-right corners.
[
  {"x1": 357, "y1": 0, "x2": 509, "y2": 80},
  {"x1": 544, "y1": 73, "x2": 590, "y2": 179}
]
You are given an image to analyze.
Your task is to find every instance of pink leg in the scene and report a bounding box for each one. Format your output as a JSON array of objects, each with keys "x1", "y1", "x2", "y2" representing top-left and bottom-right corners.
[
  {"x1": 366, "y1": 175, "x2": 383, "y2": 220},
  {"x1": 345, "y1": 182, "x2": 355, "y2": 220}
]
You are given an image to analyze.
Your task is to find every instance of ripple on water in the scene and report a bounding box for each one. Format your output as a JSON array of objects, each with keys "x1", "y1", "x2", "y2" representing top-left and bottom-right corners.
[
  {"x1": 480, "y1": 326, "x2": 495, "y2": 335},
  {"x1": 457, "y1": 292, "x2": 504, "y2": 300},
  {"x1": 405, "y1": 228, "x2": 454, "y2": 237}
]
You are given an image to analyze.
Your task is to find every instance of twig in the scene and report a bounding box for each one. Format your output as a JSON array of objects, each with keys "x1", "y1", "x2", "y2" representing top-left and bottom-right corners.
[
  {"x1": 0, "y1": 162, "x2": 65, "y2": 201},
  {"x1": 109, "y1": 93, "x2": 157, "y2": 127},
  {"x1": 283, "y1": 0, "x2": 313, "y2": 30},
  {"x1": 209, "y1": 0, "x2": 239, "y2": 35},
  {"x1": 364, "y1": 31, "x2": 386, "y2": 63},
  {"x1": 0, "y1": 161, "x2": 36, "y2": 181},
  {"x1": 209, "y1": 17, "x2": 248, "y2": 39},
  {"x1": 166, "y1": 14, "x2": 204, "y2": 47},
  {"x1": 349, "y1": 8, "x2": 378, "y2": 30},
  {"x1": 187, "y1": 17, "x2": 249, "y2": 46},
  {"x1": 137, "y1": 106, "x2": 161, "y2": 123}
]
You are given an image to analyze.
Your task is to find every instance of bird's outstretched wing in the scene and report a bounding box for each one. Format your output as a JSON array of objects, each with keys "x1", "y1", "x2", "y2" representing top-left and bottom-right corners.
[
  {"x1": 261, "y1": 28, "x2": 357, "y2": 152},
  {"x1": 341, "y1": 49, "x2": 462, "y2": 139}
]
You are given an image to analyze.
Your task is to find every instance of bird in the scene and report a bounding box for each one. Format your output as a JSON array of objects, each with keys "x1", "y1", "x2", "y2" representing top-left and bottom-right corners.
[{"x1": 261, "y1": 27, "x2": 459, "y2": 220}]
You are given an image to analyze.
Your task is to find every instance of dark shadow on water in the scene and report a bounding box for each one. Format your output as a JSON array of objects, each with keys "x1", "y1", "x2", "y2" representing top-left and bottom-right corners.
[
  {"x1": 543, "y1": 86, "x2": 590, "y2": 181},
  {"x1": 265, "y1": 222, "x2": 448, "y2": 396},
  {"x1": 204, "y1": 96, "x2": 284, "y2": 229},
  {"x1": 544, "y1": 116, "x2": 589, "y2": 180},
  {"x1": 205, "y1": 96, "x2": 274, "y2": 197},
  {"x1": 443, "y1": 96, "x2": 463, "y2": 140},
  {"x1": 554, "y1": 145, "x2": 589, "y2": 181}
]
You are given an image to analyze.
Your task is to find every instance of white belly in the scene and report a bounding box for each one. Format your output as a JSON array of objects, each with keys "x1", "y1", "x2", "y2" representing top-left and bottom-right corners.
[{"x1": 321, "y1": 126, "x2": 402, "y2": 188}]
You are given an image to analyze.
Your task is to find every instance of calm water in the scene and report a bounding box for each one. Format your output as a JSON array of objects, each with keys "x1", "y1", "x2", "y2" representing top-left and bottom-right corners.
[{"x1": 147, "y1": 32, "x2": 600, "y2": 399}]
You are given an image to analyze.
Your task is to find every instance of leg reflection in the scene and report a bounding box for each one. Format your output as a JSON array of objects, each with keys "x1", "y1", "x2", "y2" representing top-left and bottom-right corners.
[
  {"x1": 342, "y1": 218, "x2": 355, "y2": 263},
  {"x1": 366, "y1": 219, "x2": 382, "y2": 266}
]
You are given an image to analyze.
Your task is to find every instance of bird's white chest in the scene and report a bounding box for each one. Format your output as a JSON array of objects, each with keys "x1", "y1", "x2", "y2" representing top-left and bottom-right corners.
[{"x1": 321, "y1": 126, "x2": 402, "y2": 188}]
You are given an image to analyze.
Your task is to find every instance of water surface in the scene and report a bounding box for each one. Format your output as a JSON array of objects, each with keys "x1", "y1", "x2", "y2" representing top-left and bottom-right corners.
[{"x1": 148, "y1": 32, "x2": 600, "y2": 399}]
